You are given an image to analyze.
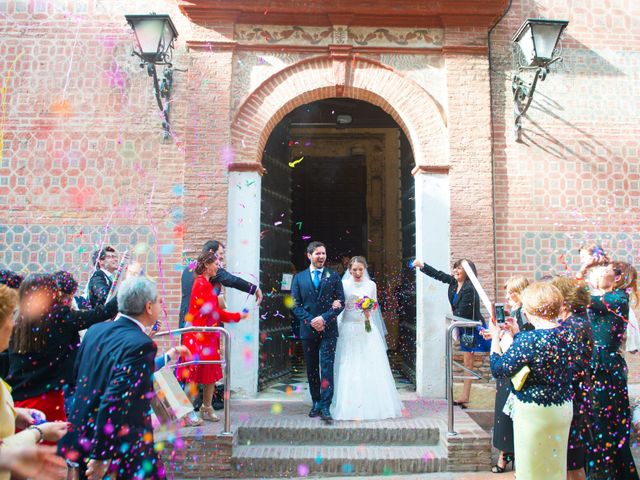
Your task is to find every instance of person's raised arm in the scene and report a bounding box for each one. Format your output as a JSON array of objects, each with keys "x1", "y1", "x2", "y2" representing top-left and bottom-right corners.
[
  {"x1": 68, "y1": 296, "x2": 118, "y2": 331},
  {"x1": 413, "y1": 260, "x2": 455, "y2": 285},
  {"x1": 213, "y1": 268, "x2": 258, "y2": 296}
]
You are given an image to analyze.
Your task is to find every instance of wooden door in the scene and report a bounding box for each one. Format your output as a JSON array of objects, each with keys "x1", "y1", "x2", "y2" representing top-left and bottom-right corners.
[
  {"x1": 258, "y1": 126, "x2": 293, "y2": 390},
  {"x1": 398, "y1": 137, "x2": 416, "y2": 384},
  {"x1": 291, "y1": 156, "x2": 367, "y2": 270}
]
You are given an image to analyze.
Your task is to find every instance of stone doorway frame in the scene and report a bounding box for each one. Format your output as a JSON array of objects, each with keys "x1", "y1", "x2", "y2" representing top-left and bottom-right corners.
[{"x1": 225, "y1": 53, "x2": 451, "y2": 398}]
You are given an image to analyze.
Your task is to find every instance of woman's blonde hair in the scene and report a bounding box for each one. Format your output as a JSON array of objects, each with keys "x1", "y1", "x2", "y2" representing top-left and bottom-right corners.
[
  {"x1": 348, "y1": 256, "x2": 368, "y2": 270},
  {"x1": 614, "y1": 262, "x2": 638, "y2": 306},
  {"x1": 504, "y1": 276, "x2": 529, "y2": 296},
  {"x1": 551, "y1": 276, "x2": 590, "y2": 314},
  {"x1": 521, "y1": 282, "x2": 564, "y2": 320},
  {"x1": 0, "y1": 285, "x2": 17, "y2": 325}
]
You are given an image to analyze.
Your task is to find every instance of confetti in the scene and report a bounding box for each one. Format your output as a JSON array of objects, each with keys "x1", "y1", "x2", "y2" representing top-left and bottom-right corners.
[
  {"x1": 283, "y1": 295, "x2": 295, "y2": 309},
  {"x1": 288, "y1": 156, "x2": 304, "y2": 168},
  {"x1": 160, "y1": 244, "x2": 175, "y2": 255}
]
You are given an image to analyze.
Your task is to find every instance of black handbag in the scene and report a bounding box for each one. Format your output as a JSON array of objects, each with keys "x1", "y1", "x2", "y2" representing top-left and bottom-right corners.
[
  {"x1": 212, "y1": 384, "x2": 225, "y2": 410},
  {"x1": 459, "y1": 327, "x2": 476, "y2": 349}
]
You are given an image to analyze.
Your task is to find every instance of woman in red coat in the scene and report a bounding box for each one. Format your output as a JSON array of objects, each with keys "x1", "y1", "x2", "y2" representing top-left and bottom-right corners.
[{"x1": 180, "y1": 251, "x2": 248, "y2": 422}]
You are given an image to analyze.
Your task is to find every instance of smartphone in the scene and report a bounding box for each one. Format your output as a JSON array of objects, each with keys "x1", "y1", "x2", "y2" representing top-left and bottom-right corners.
[{"x1": 494, "y1": 303, "x2": 506, "y2": 324}]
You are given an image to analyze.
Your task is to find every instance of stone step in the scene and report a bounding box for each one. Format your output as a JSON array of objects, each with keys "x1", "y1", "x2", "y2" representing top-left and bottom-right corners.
[
  {"x1": 237, "y1": 418, "x2": 440, "y2": 446},
  {"x1": 232, "y1": 443, "x2": 448, "y2": 477}
]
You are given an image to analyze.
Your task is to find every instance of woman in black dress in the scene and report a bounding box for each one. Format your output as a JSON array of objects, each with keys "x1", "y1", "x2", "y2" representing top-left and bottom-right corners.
[
  {"x1": 552, "y1": 276, "x2": 593, "y2": 480},
  {"x1": 585, "y1": 262, "x2": 639, "y2": 480}
]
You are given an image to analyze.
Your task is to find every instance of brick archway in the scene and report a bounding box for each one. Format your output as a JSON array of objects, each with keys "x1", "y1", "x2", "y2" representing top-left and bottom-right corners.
[
  {"x1": 230, "y1": 54, "x2": 447, "y2": 168},
  {"x1": 226, "y1": 53, "x2": 452, "y2": 397}
]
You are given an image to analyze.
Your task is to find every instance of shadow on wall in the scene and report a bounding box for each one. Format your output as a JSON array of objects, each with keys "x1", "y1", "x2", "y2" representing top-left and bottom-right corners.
[{"x1": 513, "y1": 32, "x2": 625, "y2": 157}]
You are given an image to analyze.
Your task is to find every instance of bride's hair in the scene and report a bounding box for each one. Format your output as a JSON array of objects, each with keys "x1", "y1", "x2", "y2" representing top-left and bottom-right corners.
[{"x1": 348, "y1": 256, "x2": 368, "y2": 270}]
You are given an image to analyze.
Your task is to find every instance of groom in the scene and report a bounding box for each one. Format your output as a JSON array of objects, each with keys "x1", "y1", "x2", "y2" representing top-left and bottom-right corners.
[{"x1": 291, "y1": 241, "x2": 345, "y2": 424}]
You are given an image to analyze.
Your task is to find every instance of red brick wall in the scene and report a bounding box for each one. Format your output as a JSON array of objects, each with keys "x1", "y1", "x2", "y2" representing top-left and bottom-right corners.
[
  {"x1": 2, "y1": 0, "x2": 637, "y2": 352},
  {"x1": 0, "y1": 1, "x2": 219, "y2": 348},
  {"x1": 490, "y1": 0, "x2": 640, "y2": 288}
]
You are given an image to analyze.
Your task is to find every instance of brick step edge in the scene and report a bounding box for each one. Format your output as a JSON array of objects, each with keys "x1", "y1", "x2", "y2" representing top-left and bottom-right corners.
[
  {"x1": 232, "y1": 444, "x2": 448, "y2": 476},
  {"x1": 237, "y1": 425, "x2": 440, "y2": 446}
]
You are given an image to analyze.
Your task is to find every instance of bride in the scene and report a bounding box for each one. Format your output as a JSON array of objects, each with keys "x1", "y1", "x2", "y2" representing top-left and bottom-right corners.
[{"x1": 331, "y1": 256, "x2": 404, "y2": 420}]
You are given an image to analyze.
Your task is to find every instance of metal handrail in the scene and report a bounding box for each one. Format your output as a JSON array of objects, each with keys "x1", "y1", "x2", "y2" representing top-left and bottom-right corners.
[
  {"x1": 445, "y1": 315, "x2": 482, "y2": 436},
  {"x1": 154, "y1": 326, "x2": 233, "y2": 436}
]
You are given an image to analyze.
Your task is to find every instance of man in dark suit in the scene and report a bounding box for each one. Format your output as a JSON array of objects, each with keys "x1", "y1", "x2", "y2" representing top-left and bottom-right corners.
[
  {"x1": 291, "y1": 241, "x2": 345, "y2": 423},
  {"x1": 87, "y1": 246, "x2": 118, "y2": 307},
  {"x1": 178, "y1": 240, "x2": 263, "y2": 328},
  {"x1": 59, "y1": 276, "x2": 162, "y2": 480}
]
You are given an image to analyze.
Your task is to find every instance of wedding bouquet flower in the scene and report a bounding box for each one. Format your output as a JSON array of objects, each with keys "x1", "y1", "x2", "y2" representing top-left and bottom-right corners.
[{"x1": 355, "y1": 295, "x2": 378, "y2": 332}]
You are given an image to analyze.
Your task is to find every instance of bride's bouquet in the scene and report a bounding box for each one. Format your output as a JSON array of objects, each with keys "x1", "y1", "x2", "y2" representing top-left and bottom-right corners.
[{"x1": 355, "y1": 296, "x2": 378, "y2": 332}]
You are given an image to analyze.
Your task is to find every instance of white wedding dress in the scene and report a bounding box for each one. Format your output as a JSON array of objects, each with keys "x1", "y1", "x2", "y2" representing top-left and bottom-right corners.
[{"x1": 331, "y1": 276, "x2": 404, "y2": 420}]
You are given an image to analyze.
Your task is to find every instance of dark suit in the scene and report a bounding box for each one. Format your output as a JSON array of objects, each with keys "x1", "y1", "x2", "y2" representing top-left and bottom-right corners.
[
  {"x1": 291, "y1": 268, "x2": 345, "y2": 410},
  {"x1": 88, "y1": 269, "x2": 113, "y2": 308},
  {"x1": 179, "y1": 266, "x2": 257, "y2": 327},
  {"x1": 59, "y1": 316, "x2": 161, "y2": 479}
]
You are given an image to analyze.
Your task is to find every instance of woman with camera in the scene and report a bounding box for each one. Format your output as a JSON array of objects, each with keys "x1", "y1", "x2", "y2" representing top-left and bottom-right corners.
[
  {"x1": 490, "y1": 282, "x2": 573, "y2": 480},
  {"x1": 485, "y1": 276, "x2": 531, "y2": 473}
]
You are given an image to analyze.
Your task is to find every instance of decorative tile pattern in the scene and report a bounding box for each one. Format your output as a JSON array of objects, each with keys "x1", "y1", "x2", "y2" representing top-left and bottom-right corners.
[
  {"x1": 520, "y1": 232, "x2": 640, "y2": 277},
  {"x1": 0, "y1": 223, "x2": 156, "y2": 285},
  {"x1": 234, "y1": 25, "x2": 334, "y2": 46},
  {"x1": 349, "y1": 27, "x2": 443, "y2": 48},
  {"x1": 234, "y1": 24, "x2": 443, "y2": 48}
]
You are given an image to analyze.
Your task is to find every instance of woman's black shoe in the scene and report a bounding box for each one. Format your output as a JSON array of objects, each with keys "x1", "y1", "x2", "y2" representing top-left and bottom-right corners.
[
  {"x1": 491, "y1": 454, "x2": 513, "y2": 473},
  {"x1": 308, "y1": 407, "x2": 321, "y2": 418}
]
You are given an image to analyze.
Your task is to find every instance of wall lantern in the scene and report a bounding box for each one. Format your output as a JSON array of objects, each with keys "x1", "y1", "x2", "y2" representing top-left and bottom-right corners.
[
  {"x1": 512, "y1": 18, "x2": 568, "y2": 140},
  {"x1": 125, "y1": 13, "x2": 179, "y2": 139}
]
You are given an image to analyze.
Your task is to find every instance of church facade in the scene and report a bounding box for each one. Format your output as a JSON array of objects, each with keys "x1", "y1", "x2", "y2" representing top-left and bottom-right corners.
[{"x1": 1, "y1": 0, "x2": 637, "y2": 397}]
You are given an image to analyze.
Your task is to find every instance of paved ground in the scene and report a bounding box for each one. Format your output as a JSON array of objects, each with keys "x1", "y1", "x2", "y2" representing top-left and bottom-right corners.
[{"x1": 161, "y1": 359, "x2": 640, "y2": 479}]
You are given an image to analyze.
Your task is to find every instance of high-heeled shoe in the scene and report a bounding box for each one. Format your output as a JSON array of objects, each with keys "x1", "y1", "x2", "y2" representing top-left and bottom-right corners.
[
  {"x1": 199, "y1": 406, "x2": 220, "y2": 422},
  {"x1": 453, "y1": 401, "x2": 468, "y2": 409},
  {"x1": 491, "y1": 453, "x2": 513, "y2": 473}
]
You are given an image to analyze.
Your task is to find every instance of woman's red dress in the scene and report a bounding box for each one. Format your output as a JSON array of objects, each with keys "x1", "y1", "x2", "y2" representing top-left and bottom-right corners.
[{"x1": 179, "y1": 275, "x2": 241, "y2": 384}]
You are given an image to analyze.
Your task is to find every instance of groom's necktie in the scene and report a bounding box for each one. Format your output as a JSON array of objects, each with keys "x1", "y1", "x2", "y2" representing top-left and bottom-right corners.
[{"x1": 312, "y1": 270, "x2": 321, "y2": 289}]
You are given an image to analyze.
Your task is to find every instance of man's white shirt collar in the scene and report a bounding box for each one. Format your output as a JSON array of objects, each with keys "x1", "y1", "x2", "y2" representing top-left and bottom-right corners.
[
  {"x1": 119, "y1": 313, "x2": 146, "y2": 333},
  {"x1": 310, "y1": 266, "x2": 324, "y2": 275}
]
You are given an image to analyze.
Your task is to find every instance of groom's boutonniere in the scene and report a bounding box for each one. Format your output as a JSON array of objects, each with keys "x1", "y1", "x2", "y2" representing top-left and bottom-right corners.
[{"x1": 355, "y1": 296, "x2": 378, "y2": 332}]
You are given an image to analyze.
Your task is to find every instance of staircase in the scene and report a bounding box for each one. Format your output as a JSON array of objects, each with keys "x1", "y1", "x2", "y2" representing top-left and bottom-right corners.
[
  {"x1": 159, "y1": 399, "x2": 492, "y2": 479},
  {"x1": 231, "y1": 402, "x2": 448, "y2": 477}
]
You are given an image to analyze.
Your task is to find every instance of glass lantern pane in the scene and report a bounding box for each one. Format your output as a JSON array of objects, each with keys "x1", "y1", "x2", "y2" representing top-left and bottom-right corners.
[
  {"x1": 161, "y1": 21, "x2": 175, "y2": 53},
  {"x1": 531, "y1": 23, "x2": 562, "y2": 60},
  {"x1": 133, "y1": 19, "x2": 164, "y2": 56},
  {"x1": 515, "y1": 25, "x2": 536, "y2": 66}
]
